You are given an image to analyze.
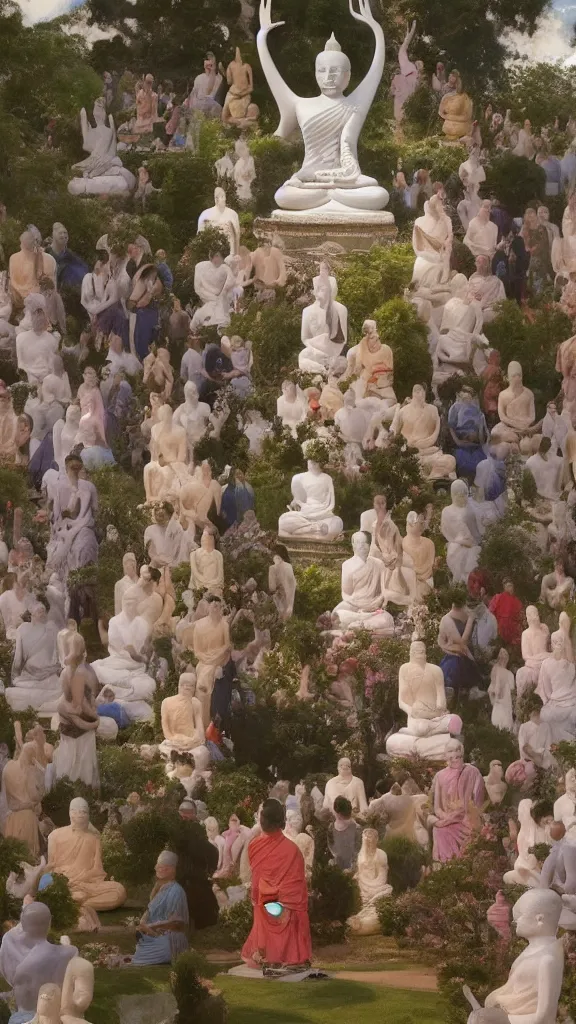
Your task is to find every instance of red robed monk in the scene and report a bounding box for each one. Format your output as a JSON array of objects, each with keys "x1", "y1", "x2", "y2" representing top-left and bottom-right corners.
[{"x1": 242, "y1": 798, "x2": 312, "y2": 975}]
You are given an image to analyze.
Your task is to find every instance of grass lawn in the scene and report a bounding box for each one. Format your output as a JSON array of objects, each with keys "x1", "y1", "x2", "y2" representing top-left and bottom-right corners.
[{"x1": 90, "y1": 968, "x2": 447, "y2": 1024}]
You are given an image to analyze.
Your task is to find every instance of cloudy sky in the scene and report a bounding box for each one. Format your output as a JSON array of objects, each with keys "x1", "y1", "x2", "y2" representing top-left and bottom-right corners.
[{"x1": 13, "y1": 0, "x2": 576, "y2": 62}]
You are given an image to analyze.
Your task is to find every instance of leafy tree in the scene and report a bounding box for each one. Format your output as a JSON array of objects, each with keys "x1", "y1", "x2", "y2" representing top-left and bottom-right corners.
[
  {"x1": 337, "y1": 244, "x2": 415, "y2": 334},
  {"x1": 482, "y1": 153, "x2": 546, "y2": 216},
  {"x1": 373, "y1": 298, "x2": 432, "y2": 400},
  {"x1": 492, "y1": 63, "x2": 576, "y2": 130}
]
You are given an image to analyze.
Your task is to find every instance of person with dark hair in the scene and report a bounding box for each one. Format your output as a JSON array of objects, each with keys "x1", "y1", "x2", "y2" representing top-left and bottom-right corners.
[
  {"x1": 438, "y1": 589, "x2": 484, "y2": 695},
  {"x1": 327, "y1": 795, "x2": 362, "y2": 871},
  {"x1": 241, "y1": 798, "x2": 312, "y2": 976}
]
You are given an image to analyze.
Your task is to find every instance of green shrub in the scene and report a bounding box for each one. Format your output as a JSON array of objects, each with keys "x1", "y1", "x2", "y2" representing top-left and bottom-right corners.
[
  {"x1": 229, "y1": 301, "x2": 302, "y2": 416},
  {"x1": 336, "y1": 244, "x2": 415, "y2": 334},
  {"x1": 482, "y1": 154, "x2": 546, "y2": 216},
  {"x1": 381, "y1": 836, "x2": 427, "y2": 892},
  {"x1": 205, "y1": 763, "x2": 268, "y2": 827},
  {"x1": 293, "y1": 564, "x2": 342, "y2": 621},
  {"x1": 309, "y1": 862, "x2": 360, "y2": 941},
  {"x1": 97, "y1": 745, "x2": 165, "y2": 802},
  {"x1": 403, "y1": 87, "x2": 442, "y2": 139},
  {"x1": 37, "y1": 872, "x2": 79, "y2": 934},
  {"x1": 173, "y1": 949, "x2": 227, "y2": 1024},
  {"x1": 373, "y1": 298, "x2": 432, "y2": 399},
  {"x1": 365, "y1": 434, "x2": 424, "y2": 506},
  {"x1": 41, "y1": 778, "x2": 103, "y2": 829},
  {"x1": 218, "y1": 897, "x2": 253, "y2": 950}
]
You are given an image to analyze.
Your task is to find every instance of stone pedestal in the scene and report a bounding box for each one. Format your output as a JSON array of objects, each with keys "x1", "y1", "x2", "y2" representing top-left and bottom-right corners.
[
  {"x1": 254, "y1": 212, "x2": 397, "y2": 258},
  {"x1": 280, "y1": 536, "x2": 350, "y2": 566}
]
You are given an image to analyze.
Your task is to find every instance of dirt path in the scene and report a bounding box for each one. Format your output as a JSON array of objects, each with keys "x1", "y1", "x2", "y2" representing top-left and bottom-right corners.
[{"x1": 333, "y1": 969, "x2": 438, "y2": 991}]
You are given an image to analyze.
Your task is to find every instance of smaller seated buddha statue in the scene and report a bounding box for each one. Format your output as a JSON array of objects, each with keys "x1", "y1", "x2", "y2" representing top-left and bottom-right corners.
[
  {"x1": 467, "y1": 254, "x2": 506, "y2": 325},
  {"x1": 386, "y1": 641, "x2": 463, "y2": 760},
  {"x1": 463, "y1": 200, "x2": 498, "y2": 259},
  {"x1": 402, "y1": 511, "x2": 435, "y2": 600},
  {"x1": 143, "y1": 405, "x2": 191, "y2": 504},
  {"x1": 438, "y1": 69, "x2": 473, "y2": 141},
  {"x1": 391, "y1": 384, "x2": 455, "y2": 479},
  {"x1": 91, "y1": 589, "x2": 155, "y2": 723},
  {"x1": 440, "y1": 480, "x2": 481, "y2": 585},
  {"x1": 277, "y1": 380, "x2": 309, "y2": 437},
  {"x1": 189, "y1": 526, "x2": 224, "y2": 596},
  {"x1": 299, "y1": 279, "x2": 347, "y2": 375},
  {"x1": 491, "y1": 361, "x2": 540, "y2": 454},
  {"x1": 525, "y1": 436, "x2": 563, "y2": 505},
  {"x1": 516, "y1": 605, "x2": 550, "y2": 697},
  {"x1": 536, "y1": 632, "x2": 576, "y2": 742},
  {"x1": 323, "y1": 757, "x2": 368, "y2": 814},
  {"x1": 347, "y1": 319, "x2": 396, "y2": 407},
  {"x1": 278, "y1": 457, "x2": 343, "y2": 542},
  {"x1": 365, "y1": 494, "x2": 418, "y2": 608},
  {"x1": 540, "y1": 559, "x2": 575, "y2": 610},
  {"x1": 502, "y1": 799, "x2": 554, "y2": 887},
  {"x1": 45, "y1": 797, "x2": 126, "y2": 931},
  {"x1": 132, "y1": 851, "x2": 189, "y2": 965},
  {"x1": 332, "y1": 531, "x2": 394, "y2": 634},
  {"x1": 6, "y1": 603, "x2": 62, "y2": 714},
  {"x1": 347, "y1": 828, "x2": 393, "y2": 935}
]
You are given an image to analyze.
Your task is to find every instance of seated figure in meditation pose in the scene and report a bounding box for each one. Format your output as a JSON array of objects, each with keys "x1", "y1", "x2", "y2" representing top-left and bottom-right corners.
[
  {"x1": 52, "y1": 632, "x2": 100, "y2": 789},
  {"x1": 9, "y1": 230, "x2": 56, "y2": 306},
  {"x1": 189, "y1": 526, "x2": 224, "y2": 597},
  {"x1": 16, "y1": 296, "x2": 58, "y2": 386},
  {"x1": 323, "y1": 757, "x2": 368, "y2": 814},
  {"x1": 198, "y1": 188, "x2": 241, "y2": 256},
  {"x1": 46, "y1": 797, "x2": 126, "y2": 931},
  {"x1": 402, "y1": 511, "x2": 435, "y2": 600},
  {"x1": 191, "y1": 252, "x2": 235, "y2": 332},
  {"x1": 332, "y1": 531, "x2": 393, "y2": 634},
  {"x1": 348, "y1": 320, "x2": 396, "y2": 407},
  {"x1": 278, "y1": 457, "x2": 343, "y2": 542},
  {"x1": 5, "y1": 603, "x2": 61, "y2": 713},
  {"x1": 506, "y1": 697, "x2": 556, "y2": 790},
  {"x1": 430, "y1": 739, "x2": 485, "y2": 862},
  {"x1": 434, "y1": 277, "x2": 488, "y2": 389},
  {"x1": 365, "y1": 493, "x2": 418, "y2": 607},
  {"x1": 447, "y1": 386, "x2": 490, "y2": 479},
  {"x1": 114, "y1": 552, "x2": 139, "y2": 615},
  {"x1": 410, "y1": 193, "x2": 454, "y2": 309},
  {"x1": 159, "y1": 670, "x2": 206, "y2": 760},
  {"x1": 516, "y1": 605, "x2": 550, "y2": 697},
  {"x1": 464, "y1": 889, "x2": 564, "y2": 1024},
  {"x1": 192, "y1": 596, "x2": 231, "y2": 726},
  {"x1": 503, "y1": 799, "x2": 554, "y2": 887},
  {"x1": 173, "y1": 381, "x2": 211, "y2": 463},
  {"x1": 540, "y1": 559, "x2": 575, "y2": 610},
  {"x1": 347, "y1": 828, "x2": 393, "y2": 936},
  {"x1": 132, "y1": 851, "x2": 189, "y2": 965},
  {"x1": 391, "y1": 383, "x2": 456, "y2": 479},
  {"x1": 491, "y1": 361, "x2": 540, "y2": 454},
  {"x1": 241, "y1": 799, "x2": 312, "y2": 975},
  {"x1": 257, "y1": 1, "x2": 389, "y2": 218},
  {"x1": 525, "y1": 436, "x2": 564, "y2": 504},
  {"x1": 47, "y1": 453, "x2": 99, "y2": 576},
  {"x1": 68, "y1": 98, "x2": 135, "y2": 196},
  {"x1": 92, "y1": 589, "x2": 155, "y2": 723},
  {"x1": 463, "y1": 199, "x2": 498, "y2": 259},
  {"x1": 441, "y1": 480, "x2": 482, "y2": 584},
  {"x1": 386, "y1": 641, "x2": 463, "y2": 760},
  {"x1": 536, "y1": 632, "x2": 576, "y2": 742},
  {"x1": 276, "y1": 380, "x2": 308, "y2": 437},
  {"x1": 299, "y1": 278, "x2": 347, "y2": 375},
  {"x1": 0, "y1": 904, "x2": 77, "y2": 1024},
  {"x1": 555, "y1": 768, "x2": 576, "y2": 826}
]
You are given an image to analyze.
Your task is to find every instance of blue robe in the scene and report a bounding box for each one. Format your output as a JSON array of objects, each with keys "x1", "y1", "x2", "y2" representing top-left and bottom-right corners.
[
  {"x1": 448, "y1": 399, "x2": 488, "y2": 477},
  {"x1": 132, "y1": 880, "x2": 189, "y2": 965}
]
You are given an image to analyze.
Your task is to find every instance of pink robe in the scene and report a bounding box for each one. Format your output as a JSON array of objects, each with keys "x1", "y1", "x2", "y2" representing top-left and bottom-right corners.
[
  {"x1": 432, "y1": 762, "x2": 485, "y2": 862},
  {"x1": 242, "y1": 831, "x2": 312, "y2": 968}
]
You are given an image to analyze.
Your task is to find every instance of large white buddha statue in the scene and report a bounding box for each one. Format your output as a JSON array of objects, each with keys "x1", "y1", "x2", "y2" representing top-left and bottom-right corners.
[
  {"x1": 386, "y1": 640, "x2": 463, "y2": 760},
  {"x1": 347, "y1": 828, "x2": 393, "y2": 935},
  {"x1": 159, "y1": 670, "x2": 206, "y2": 759},
  {"x1": 143, "y1": 405, "x2": 190, "y2": 504},
  {"x1": 198, "y1": 188, "x2": 241, "y2": 255},
  {"x1": 440, "y1": 480, "x2": 481, "y2": 584},
  {"x1": 5, "y1": 604, "x2": 62, "y2": 713},
  {"x1": 257, "y1": 0, "x2": 390, "y2": 219},
  {"x1": 465, "y1": 889, "x2": 563, "y2": 1024},
  {"x1": 68, "y1": 98, "x2": 135, "y2": 196},
  {"x1": 278, "y1": 458, "x2": 343, "y2": 541},
  {"x1": 391, "y1": 384, "x2": 456, "y2": 479},
  {"x1": 46, "y1": 797, "x2": 126, "y2": 931},
  {"x1": 91, "y1": 589, "x2": 155, "y2": 722},
  {"x1": 276, "y1": 380, "x2": 308, "y2": 437},
  {"x1": 332, "y1": 531, "x2": 394, "y2": 633},
  {"x1": 491, "y1": 361, "x2": 539, "y2": 454}
]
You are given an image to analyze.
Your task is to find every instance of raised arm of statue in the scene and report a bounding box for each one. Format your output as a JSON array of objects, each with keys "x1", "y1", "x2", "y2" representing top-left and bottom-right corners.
[
  {"x1": 348, "y1": 0, "x2": 385, "y2": 112},
  {"x1": 257, "y1": 0, "x2": 299, "y2": 139},
  {"x1": 80, "y1": 108, "x2": 89, "y2": 144},
  {"x1": 398, "y1": 20, "x2": 417, "y2": 77}
]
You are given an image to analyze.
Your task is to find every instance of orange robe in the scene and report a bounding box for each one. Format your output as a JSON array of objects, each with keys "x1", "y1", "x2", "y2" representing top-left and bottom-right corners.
[{"x1": 242, "y1": 831, "x2": 312, "y2": 968}]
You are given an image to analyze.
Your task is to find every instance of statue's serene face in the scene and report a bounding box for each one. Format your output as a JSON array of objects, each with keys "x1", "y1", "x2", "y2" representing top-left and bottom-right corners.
[{"x1": 315, "y1": 53, "x2": 351, "y2": 97}]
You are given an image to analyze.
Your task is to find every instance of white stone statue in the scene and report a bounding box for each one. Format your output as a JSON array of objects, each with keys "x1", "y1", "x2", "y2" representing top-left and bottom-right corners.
[
  {"x1": 300, "y1": 277, "x2": 347, "y2": 375},
  {"x1": 366, "y1": 494, "x2": 418, "y2": 608},
  {"x1": 114, "y1": 553, "x2": 139, "y2": 615},
  {"x1": 488, "y1": 649, "x2": 515, "y2": 732},
  {"x1": 464, "y1": 889, "x2": 563, "y2": 1024},
  {"x1": 0, "y1": 904, "x2": 77, "y2": 1022},
  {"x1": 192, "y1": 597, "x2": 231, "y2": 725},
  {"x1": 173, "y1": 381, "x2": 210, "y2": 461},
  {"x1": 402, "y1": 511, "x2": 435, "y2": 600},
  {"x1": 276, "y1": 380, "x2": 308, "y2": 436},
  {"x1": 503, "y1": 799, "x2": 554, "y2": 887},
  {"x1": 68, "y1": 98, "x2": 135, "y2": 196},
  {"x1": 411, "y1": 194, "x2": 453, "y2": 300},
  {"x1": 391, "y1": 384, "x2": 456, "y2": 479},
  {"x1": 552, "y1": 610, "x2": 574, "y2": 663},
  {"x1": 463, "y1": 199, "x2": 498, "y2": 259},
  {"x1": 189, "y1": 527, "x2": 224, "y2": 596},
  {"x1": 490, "y1": 361, "x2": 539, "y2": 454},
  {"x1": 283, "y1": 810, "x2": 315, "y2": 880},
  {"x1": 5, "y1": 604, "x2": 61, "y2": 713},
  {"x1": 191, "y1": 253, "x2": 236, "y2": 331},
  {"x1": 257, "y1": 0, "x2": 390, "y2": 219},
  {"x1": 16, "y1": 297, "x2": 58, "y2": 386},
  {"x1": 61, "y1": 955, "x2": 95, "y2": 1024},
  {"x1": 516, "y1": 606, "x2": 551, "y2": 697},
  {"x1": 440, "y1": 479, "x2": 482, "y2": 584},
  {"x1": 91, "y1": 589, "x2": 155, "y2": 723},
  {"x1": 332, "y1": 531, "x2": 393, "y2": 633},
  {"x1": 198, "y1": 188, "x2": 241, "y2": 255},
  {"x1": 233, "y1": 138, "x2": 256, "y2": 202},
  {"x1": 386, "y1": 640, "x2": 462, "y2": 760},
  {"x1": 540, "y1": 560, "x2": 575, "y2": 610},
  {"x1": 143, "y1": 405, "x2": 190, "y2": 505},
  {"x1": 433, "y1": 275, "x2": 488, "y2": 388},
  {"x1": 525, "y1": 438, "x2": 563, "y2": 503},
  {"x1": 468, "y1": 255, "x2": 506, "y2": 325},
  {"x1": 323, "y1": 757, "x2": 368, "y2": 814},
  {"x1": 536, "y1": 633, "x2": 576, "y2": 742},
  {"x1": 268, "y1": 549, "x2": 296, "y2": 620},
  {"x1": 390, "y1": 21, "x2": 419, "y2": 122},
  {"x1": 483, "y1": 760, "x2": 507, "y2": 805},
  {"x1": 144, "y1": 502, "x2": 187, "y2": 569},
  {"x1": 554, "y1": 768, "x2": 576, "y2": 826},
  {"x1": 159, "y1": 670, "x2": 206, "y2": 759},
  {"x1": 53, "y1": 405, "x2": 82, "y2": 473},
  {"x1": 278, "y1": 458, "x2": 343, "y2": 541},
  {"x1": 204, "y1": 817, "x2": 226, "y2": 871},
  {"x1": 347, "y1": 828, "x2": 392, "y2": 935},
  {"x1": 334, "y1": 390, "x2": 371, "y2": 471},
  {"x1": 457, "y1": 183, "x2": 482, "y2": 234}
]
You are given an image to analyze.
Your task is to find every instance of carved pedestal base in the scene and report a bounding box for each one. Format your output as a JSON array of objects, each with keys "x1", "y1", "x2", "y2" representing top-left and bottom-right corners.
[
  {"x1": 280, "y1": 536, "x2": 349, "y2": 565},
  {"x1": 254, "y1": 214, "x2": 397, "y2": 257}
]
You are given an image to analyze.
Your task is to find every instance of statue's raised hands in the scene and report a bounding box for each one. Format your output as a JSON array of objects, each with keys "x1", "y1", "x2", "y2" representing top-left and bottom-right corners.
[
  {"x1": 258, "y1": 0, "x2": 285, "y2": 35},
  {"x1": 348, "y1": 0, "x2": 380, "y2": 29}
]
